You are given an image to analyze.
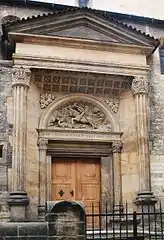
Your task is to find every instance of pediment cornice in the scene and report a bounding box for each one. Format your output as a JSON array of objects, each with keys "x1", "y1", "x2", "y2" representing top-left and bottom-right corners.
[{"x1": 5, "y1": 7, "x2": 159, "y2": 53}]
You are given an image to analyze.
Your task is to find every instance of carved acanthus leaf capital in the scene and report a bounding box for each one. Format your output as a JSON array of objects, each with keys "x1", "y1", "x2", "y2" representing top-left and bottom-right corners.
[
  {"x1": 112, "y1": 141, "x2": 123, "y2": 153},
  {"x1": 131, "y1": 76, "x2": 149, "y2": 96},
  {"x1": 37, "y1": 138, "x2": 48, "y2": 150},
  {"x1": 12, "y1": 67, "x2": 31, "y2": 87}
]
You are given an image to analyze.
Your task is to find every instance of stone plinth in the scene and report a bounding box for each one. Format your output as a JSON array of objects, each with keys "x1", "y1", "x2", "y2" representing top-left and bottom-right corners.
[{"x1": 7, "y1": 191, "x2": 29, "y2": 222}]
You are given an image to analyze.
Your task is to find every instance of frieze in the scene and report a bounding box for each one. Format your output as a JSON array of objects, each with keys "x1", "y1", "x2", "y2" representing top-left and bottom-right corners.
[
  {"x1": 38, "y1": 129, "x2": 122, "y2": 142},
  {"x1": 47, "y1": 100, "x2": 112, "y2": 131}
]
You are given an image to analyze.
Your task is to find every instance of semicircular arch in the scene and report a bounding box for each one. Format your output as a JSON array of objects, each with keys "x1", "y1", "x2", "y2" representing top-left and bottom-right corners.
[{"x1": 39, "y1": 93, "x2": 120, "y2": 132}]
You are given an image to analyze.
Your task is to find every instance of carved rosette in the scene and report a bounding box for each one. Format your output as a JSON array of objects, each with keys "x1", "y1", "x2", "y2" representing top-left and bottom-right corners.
[
  {"x1": 37, "y1": 138, "x2": 48, "y2": 151},
  {"x1": 12, "y1": 67, "x2": 31, "y2": 87},
  {"x1": 131, "y1": 76, "x2": 149, "y2": 96},
  {"x1": 40, "y1": 94, "x2": 56, "y2": 109},
  {"x1": 47, "y1": 100, "x2": 113, "y2": 131},
  {"x1": 112, "y1": 141, "x2": 123, "y2": 153}
]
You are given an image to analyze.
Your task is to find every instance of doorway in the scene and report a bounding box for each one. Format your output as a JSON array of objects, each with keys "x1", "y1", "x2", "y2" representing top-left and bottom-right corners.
[{"x1": 51, "y1": 157, "x2": 100, "y2": 215}]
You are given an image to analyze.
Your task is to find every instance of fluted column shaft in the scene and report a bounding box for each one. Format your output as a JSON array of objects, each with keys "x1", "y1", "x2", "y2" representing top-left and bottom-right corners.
[
  {"x1": 38, "y1": 138, "x2": 48, "y2": 218},
  {"x1": 112, "y1": 141, "x2": 123, "y2": 204},
  {"x1": 12, "y1": 67, "x2": 31, "y2": 191},
  {"x1": 132, "y1": 76, "x2": 150, "y2": 192}
]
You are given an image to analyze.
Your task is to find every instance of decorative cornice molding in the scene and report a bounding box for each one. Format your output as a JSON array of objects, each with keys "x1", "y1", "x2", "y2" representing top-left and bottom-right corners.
[
  {"x1": 112, "y1": 141, "x2": 123, "y2": 153},
  {"x1": 131, "y1": 76, "x2": 148, "y2": 96},
  {"x1": 12, "y1": 66, "x2": 31, "y2": 87}
]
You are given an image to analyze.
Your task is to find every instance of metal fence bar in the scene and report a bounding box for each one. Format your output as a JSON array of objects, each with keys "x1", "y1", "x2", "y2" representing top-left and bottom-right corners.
[
  {"x1": 160, "y1": 201, "x2": 164, "y2": 240},
  {"x1": 86, "y1": 201, "x2": 164, "y2": 240},
  {"x1": 154, "y1": 203, "x2": 157, "y2": 240},
  {"x1": 125, "y1": 201, "x2": 128, "y2": 239},
  {"x1": 99, "y1": 201, "x2": 102, "y2": 239},
  {"x1": 141, "y1": 202, "x2": 144, "y2": 238},
  {"x1": 112, "y1": 201, "x2": 115, "y2": 240},
  {"x1": 105, "y1": 201, "x2": 108, "y2": 240},
  {"x1": 92, "y1": 202, "x2": 94, "y2": 240}
]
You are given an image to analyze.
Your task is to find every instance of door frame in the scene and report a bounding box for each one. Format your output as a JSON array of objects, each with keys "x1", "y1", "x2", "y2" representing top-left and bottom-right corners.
[{"x1": 45, "y1": 140, "x2": 114, "y2": 211}]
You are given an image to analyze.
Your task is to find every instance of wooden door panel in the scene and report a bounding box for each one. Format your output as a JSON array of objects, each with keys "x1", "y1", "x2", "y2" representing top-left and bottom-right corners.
[
  {"x1": 76, "y1": 159, "x2": 100, "y2": 227},
  {"x1": 51, "y1": 157, "x2": 100, "y2": 227},
  {"x1": 51, "y1": 159, "x2": 75, "y2": 201}
]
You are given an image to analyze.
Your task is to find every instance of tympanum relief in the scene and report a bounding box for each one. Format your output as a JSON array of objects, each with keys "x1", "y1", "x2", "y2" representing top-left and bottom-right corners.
[{"x1": 47, "y1": 101, "x2": 112, "y2": 131}]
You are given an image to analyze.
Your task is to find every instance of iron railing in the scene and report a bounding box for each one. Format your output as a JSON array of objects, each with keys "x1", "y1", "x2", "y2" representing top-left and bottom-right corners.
[{"x1": 85, "y1": 201, "x2": 164, "y2": 239}]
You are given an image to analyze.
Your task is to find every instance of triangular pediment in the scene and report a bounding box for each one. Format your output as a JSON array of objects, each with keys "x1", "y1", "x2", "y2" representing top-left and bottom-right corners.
[{"x1": 6, "y1": 7, "x2": 158, "y2": 48}]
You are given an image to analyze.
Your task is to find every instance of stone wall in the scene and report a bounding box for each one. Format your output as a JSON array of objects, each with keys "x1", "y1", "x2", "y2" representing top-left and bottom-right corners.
[
  {"x1": 0, "y1": 4, "x2": 51, "y2": 221},
  {"x1": 0, "y1": 60, "x2": 13, "y2": 221},
  {"x1": 0, "y1": 4, "x2": 51, "y2": 59},
  {"x1": 120, "y1": 20, "x2": 164, "y2": 205}
]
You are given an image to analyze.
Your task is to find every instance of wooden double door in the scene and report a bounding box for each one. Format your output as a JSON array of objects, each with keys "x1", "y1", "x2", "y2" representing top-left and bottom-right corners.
[{"x1": 51, "y1": 157, "x2": 100, "y2": 214}]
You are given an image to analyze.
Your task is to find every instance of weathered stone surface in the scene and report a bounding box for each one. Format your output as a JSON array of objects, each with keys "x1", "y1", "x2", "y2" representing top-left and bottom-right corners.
[{"x1": 46, "y1": 201, "x2": 85, "y2": 240}]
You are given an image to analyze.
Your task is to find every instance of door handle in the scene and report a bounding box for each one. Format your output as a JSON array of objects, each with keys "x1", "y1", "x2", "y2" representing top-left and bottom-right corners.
[{"x1": 70, "y1": 190, "x2": 74, "y2": 197}]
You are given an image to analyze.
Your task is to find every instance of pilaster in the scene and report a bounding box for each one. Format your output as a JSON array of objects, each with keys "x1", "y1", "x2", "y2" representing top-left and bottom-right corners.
[
  {"x1": 38, "y1": 138, "x2": 48, "y2": 220},
  {"x1": 8, "y1": 67, "x2": 31, "y2": 221},
  {"x1": 112, "y1": 140, "x2": 123, "y2": 212}
]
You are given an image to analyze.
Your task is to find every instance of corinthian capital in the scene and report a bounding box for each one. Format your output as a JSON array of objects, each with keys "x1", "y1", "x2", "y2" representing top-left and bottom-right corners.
[
  {"x1": 12, "y1": 66, "x2": 31, "y2": 87},
  {"x1": 131, "y1": 76, "x2": 149, "y2": 96},
  {"x1": 112, "y1": 141, "x2": 123, "y2": 153}
]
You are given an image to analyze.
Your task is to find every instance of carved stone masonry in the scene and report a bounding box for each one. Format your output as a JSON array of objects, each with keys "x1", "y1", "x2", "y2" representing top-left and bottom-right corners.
[
  {"x1": 40, "y1": 93, "x2": 120, "y2": 113},
  {"x1": 40, "y1": 93, "x2": 56, "y2": 109},
  {"x1": 131, "y1": 76, "x2": 149, "y2": 96},
  {"x1": 12, "y1": 67, "x2": 31, "y2": 87},
  {"x1": 37, "y1": 138, "x2": 48, "y2": 151},
  {"x1": 103, "y1": 96, "x2": 120, "y2": 113},
  {"x1": 48, "y1": 100, "x2": 112, "y2": 131},
  {"x1": 112, "y1": 141, "x2": 123, "y2": 153}
]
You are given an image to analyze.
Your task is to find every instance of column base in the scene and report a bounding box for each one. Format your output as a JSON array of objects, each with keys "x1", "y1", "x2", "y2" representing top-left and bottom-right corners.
[
  {"x1": 110, "y1": 204, "x2": 138, "y2": 230},
  {"x1": 7, "y1": 191, "x2": 29, "y2": 222},
  {"x1": 38, "y1": 205, "x2": 45, "y2": 221},
  {"x1": 134, "y1": 191, "x2": 158, "y2": 222},
  {"x1": 134, "y1": 191, "x2": 158, "y2": 206}
]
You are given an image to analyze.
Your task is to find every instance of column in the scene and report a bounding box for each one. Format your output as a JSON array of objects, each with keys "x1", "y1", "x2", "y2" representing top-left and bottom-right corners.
[
  {"x1": 132, "y1": 76, "x2": 157, "y2": 206},
  {"x1": 7, "y1": 66, "x2": 31, "y2": 221},
  {"x1": 38, "y1": 138, "x2": 48, "y2": 220},
  {"x1": 112, "y1": 141, "x2": 123, "y2": 213}
]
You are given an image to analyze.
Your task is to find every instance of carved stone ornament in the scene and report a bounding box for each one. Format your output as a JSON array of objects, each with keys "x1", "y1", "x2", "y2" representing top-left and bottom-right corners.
[
  {"x1": 37, "y1": 138, "x2": 48, "y2": 150},
  {"x1": 131, "y1": 76, "x2": 149, "y2": 96},
  {"x1": 40, "y1": 93, "x2": 56, "y2": 109},
  {"x1": 112, "y1": 141, "x2": 123, "y2": 153},
  {"x1": 103, "y1": 96, "x2": 120, "y2": 113},
  {"x1": 12, "y1": 67, "x2": 31, "y2": 87},
  {"x1": 48, "y1": 101, "x2": 112, "y2": 131}
]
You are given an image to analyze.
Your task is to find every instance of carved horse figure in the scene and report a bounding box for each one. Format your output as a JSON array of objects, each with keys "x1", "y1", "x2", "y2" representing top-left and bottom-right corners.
[{"x1": 70, "y1": 103, "x2": 95, "y2": 129}]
